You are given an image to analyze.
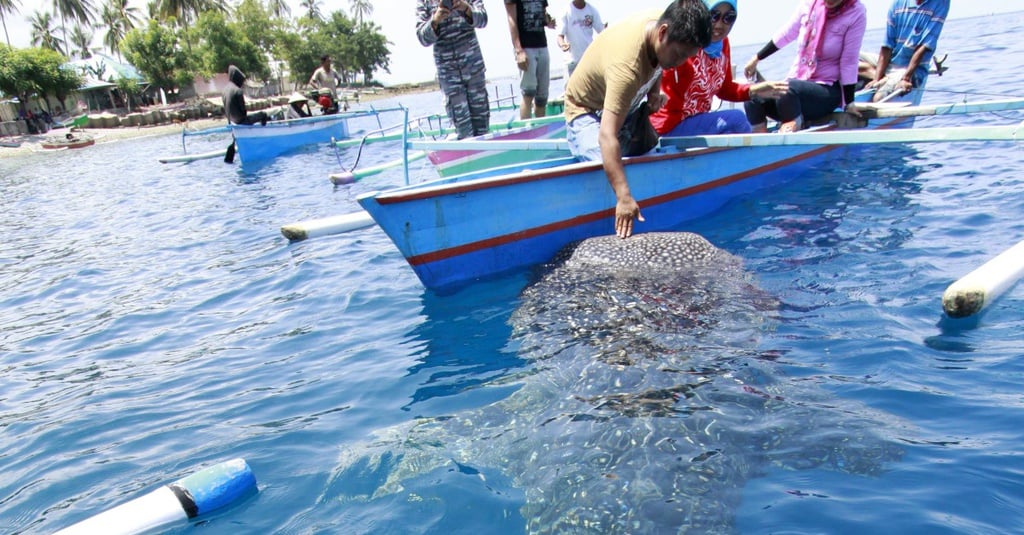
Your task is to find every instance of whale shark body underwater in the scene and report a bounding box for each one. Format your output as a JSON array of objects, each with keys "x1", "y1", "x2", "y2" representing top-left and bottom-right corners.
[{"x1": 329, "y1": 232, "x2": 905, "y2": 533}]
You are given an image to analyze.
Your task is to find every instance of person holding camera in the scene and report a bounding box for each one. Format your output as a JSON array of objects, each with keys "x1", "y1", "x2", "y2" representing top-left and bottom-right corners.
[{"x1": 417, "y1": 0, "x2": 490, "y2": 139}]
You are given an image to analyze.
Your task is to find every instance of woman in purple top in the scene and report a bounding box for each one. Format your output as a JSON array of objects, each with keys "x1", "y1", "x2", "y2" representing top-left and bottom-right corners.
[{"x1": 741, "y1": 0, "x2": 866, "y2": 132}]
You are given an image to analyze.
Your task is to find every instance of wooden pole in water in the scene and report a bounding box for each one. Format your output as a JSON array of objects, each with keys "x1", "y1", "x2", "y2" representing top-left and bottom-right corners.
[{"x1": 942, "y1": 238, "x2": 1024, "y2": 318}]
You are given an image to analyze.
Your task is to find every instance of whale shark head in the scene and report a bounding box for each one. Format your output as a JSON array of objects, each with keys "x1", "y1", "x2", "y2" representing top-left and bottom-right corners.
[
  {"x1": 513, "y1": 232, "x2": 774, "y2": 367},
  {"x1": 554, "y1": 232, "x2": 729, "y2": 271},
  {"x1": 327, "y1": 232, "x2": 905, "y2": 533}
]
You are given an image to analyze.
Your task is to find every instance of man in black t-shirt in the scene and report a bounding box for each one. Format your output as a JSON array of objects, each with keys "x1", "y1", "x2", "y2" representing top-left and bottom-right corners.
[{"x1": 505, "y1": 0, "x2": 556, "y2": 119}]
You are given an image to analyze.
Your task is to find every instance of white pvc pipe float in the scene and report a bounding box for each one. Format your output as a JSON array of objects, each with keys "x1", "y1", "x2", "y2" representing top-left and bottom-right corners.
[
  {"x1": 942, "y1": 238, "x2": 1024, "y2": 318},
  {"x1": 158, "y1": 148, "x2": 228, "y2": 164},
  {"x1": 329, "y1": 151, "x2": 428, "y2": 185},
  {"x1": 280, "y1": 211, "x2": 377, "y2": 241},
  {"x1": 54, "y1": 458, "x2": 257, "y2": 535}
]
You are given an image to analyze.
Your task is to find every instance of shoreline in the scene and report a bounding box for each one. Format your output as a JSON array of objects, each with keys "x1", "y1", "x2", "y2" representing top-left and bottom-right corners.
[
  {"x1": 0, "y1": 84, "x2": 439, "y2": 160},
  {"x1": 0, "y1": 118, "x2": 229, "y2": 159}
]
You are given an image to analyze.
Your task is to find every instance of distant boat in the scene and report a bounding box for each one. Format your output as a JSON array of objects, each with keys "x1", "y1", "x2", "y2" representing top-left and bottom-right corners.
[
  {"x1": 228, "y1": 108, "x2": 401, "y2": 165},
  {"x1": 41, "y1": 133, "x2": 95, "y2": 150}
]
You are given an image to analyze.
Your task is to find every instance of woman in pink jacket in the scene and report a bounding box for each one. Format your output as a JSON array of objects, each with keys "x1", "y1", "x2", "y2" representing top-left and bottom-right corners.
[
  {"x1": 650, "y1": 0, "x2": 787, "y2": 136},
  {"x1": 742, "y1": 0, "x2": 866, "y2": 132}
]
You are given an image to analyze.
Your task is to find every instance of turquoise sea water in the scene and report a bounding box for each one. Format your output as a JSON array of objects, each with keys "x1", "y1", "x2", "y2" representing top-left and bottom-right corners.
[{"x1": 3, "y1": 13, "x2": 1024, "y2": 534}]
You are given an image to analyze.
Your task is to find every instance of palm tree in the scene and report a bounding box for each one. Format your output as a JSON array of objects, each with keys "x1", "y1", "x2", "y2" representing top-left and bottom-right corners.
[
  {"x1": 265, "y1": 0, "x2": 289, "y2": 19},
  {"x1": 69, "y1": 22, "x2": 93, "y2": 58},
  {"x1": 195, "y1": 0, "x2": 228, "y2": 16},
  {"x1": 299, "y1": 0, "x2": 320, "y2": 21},
  {"x1": 52, "y1": 0, "x2": 96, "y2": 54},
  {"x1": 348, "y1": 0, "x2": 370, "y2": 25},
  {"x1": 0, "y1": 0, "x2": 20, "y2": 47},
  {"x1": 155, "y1": 0, "x2": 226, "y2": 60},
  {"x1": 29, "y1": 10, "x2": 64, "y2": 55},
  {"x1": 106, "y1": 0, "x2": 140, "y2": 28},
  {"x1": 158, "y1": 0, "x2": 225, "y2": 26},
  {"x1": 100, "y1": 0, "x2": 140, "y2": 59}
]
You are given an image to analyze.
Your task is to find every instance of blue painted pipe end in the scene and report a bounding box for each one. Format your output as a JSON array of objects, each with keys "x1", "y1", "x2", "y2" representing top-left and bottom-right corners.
[{"x1": 175, "y1": 458, "x2": 257, "y2": 517}]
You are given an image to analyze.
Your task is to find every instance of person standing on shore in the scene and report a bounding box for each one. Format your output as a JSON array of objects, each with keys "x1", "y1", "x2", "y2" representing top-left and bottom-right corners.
[
  {"x1": 505, "y1": 0, "x2": 557, "y2": 119},
  {"x1": 557, "y1": 0, "x2": 606, "y2": 78},
  {"x1": 417, "y1": 0, "x2": 490, "y2": 139}
]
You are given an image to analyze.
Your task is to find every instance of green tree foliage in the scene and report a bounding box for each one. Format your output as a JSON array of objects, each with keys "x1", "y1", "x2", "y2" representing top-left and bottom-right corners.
[
  {"x1": 317, "y1": 11, "x2": 355, "y2": 83},
  {"x1": 0, "y1": 45, "x2": 80, "y2": 112},
  {"x1": 114, "y1": 74, "x2": 140, "y2": 111},
  {"x1": 157, "y1": 0, "x2": 226, "y2": 27},
  {"x1": 122, "y1": 18, "x2": 193, "y2": 100},
  {"x1": 190, "y1": 10, "x2": 267, "y2": 80},
  {"x1": 234, "y1": 0, "x2": 277, "y2": 55},
  {"x1": 278, "y1": 9, "x2": 389, "y2": 88},
  {"x1": 350, "y1": 21, "x2": 389, "y2": 83}
]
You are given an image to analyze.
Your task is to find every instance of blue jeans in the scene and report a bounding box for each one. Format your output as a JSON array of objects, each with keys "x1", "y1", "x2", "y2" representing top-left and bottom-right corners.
[
  {"x1": 567, "y1": 108, "x2": 658, "y2": 162},
  {"x1": 661, "y1": 109, "x2": 752, "y2": 137},
  {"x1": 567, "y1": 113, "x2": 602, "y2": 162}
]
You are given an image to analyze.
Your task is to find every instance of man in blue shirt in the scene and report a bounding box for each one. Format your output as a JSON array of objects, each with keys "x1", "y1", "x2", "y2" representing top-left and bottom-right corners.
[{"x1": 866, "y1": 0, "x2": 949, "y2": 102}]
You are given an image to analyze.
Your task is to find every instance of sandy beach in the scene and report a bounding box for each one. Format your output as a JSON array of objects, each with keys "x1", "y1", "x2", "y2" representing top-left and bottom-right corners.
[{"x1": 0, "y1": 117, "x2": 229, "y2": 159}]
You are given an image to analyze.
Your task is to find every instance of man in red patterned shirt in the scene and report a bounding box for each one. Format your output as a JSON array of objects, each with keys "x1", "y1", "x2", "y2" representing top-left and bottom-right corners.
[{"x1": 650, "y1": 0, "x2": 787, "y2": 136}]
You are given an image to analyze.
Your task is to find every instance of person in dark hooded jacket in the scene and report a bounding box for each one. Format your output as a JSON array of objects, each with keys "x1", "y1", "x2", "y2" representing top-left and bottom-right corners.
[{"x1": 223, "y1": 65, "x2": 268, "y2": 126}]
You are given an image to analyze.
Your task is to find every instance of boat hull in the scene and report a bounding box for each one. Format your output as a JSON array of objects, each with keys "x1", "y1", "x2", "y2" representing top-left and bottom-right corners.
[
  {"x1": 230, "y1": 114, "x2": 351, "y2": 163},
  {"x1": 359, "y1": 92, "x2": 923, "y2": 291},
  {"x1": 360, "y1": 141, "x2": 847, "y2": 290},
  {"x1": 41, "y1": 136, "x2": 95, "y2": 149}
]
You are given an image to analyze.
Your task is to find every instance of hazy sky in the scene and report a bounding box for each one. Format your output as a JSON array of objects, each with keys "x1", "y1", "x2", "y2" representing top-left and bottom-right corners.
[{"x1": 3, "y1": 0, "x2": 1020, "y2": 86}]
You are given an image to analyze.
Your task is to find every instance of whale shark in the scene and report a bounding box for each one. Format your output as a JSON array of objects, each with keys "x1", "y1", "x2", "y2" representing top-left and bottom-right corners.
[{"x1": 327, "y1": 232, "x2": 905, "y2": 533}]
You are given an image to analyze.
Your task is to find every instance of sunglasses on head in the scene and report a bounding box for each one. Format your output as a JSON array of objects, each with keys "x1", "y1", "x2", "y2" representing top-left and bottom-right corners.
[{"x1": 711, "y1": 11, "x2": 737, "y2": 25}]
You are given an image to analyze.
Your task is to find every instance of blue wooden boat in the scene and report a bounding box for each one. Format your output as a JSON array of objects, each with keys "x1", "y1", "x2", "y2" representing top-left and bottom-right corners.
[
  {"x1": 229, "y1": 108, "x2": 400, "y2": 164},
  {"x1": 353, "y1": 89, "x2": 1024, "y2": 291}
]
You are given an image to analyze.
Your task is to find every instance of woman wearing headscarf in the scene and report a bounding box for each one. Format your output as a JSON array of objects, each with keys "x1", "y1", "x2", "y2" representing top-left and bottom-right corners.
[
  {"x1": 650, "y1": 0, "x2": 788, "y2": 136},
  {"x1": 742, "y1": 0, "x2": 866, "y2": 132}
]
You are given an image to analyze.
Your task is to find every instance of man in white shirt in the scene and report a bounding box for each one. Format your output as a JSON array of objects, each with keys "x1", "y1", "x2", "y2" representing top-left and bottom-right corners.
[{"x1": 557, "y1": 0, "x2": 606, "y2": 78}]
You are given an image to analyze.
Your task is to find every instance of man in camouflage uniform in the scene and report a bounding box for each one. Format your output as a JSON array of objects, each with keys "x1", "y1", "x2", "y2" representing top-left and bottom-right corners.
[{"x1": 417, "y1": 0, "x2": 490, "y2": 139}]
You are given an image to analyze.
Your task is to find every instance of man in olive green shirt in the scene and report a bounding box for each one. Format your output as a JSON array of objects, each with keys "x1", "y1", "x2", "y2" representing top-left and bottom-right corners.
[{"x1": 564, "y1": 0, "x2": 710, "y2": 238}]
